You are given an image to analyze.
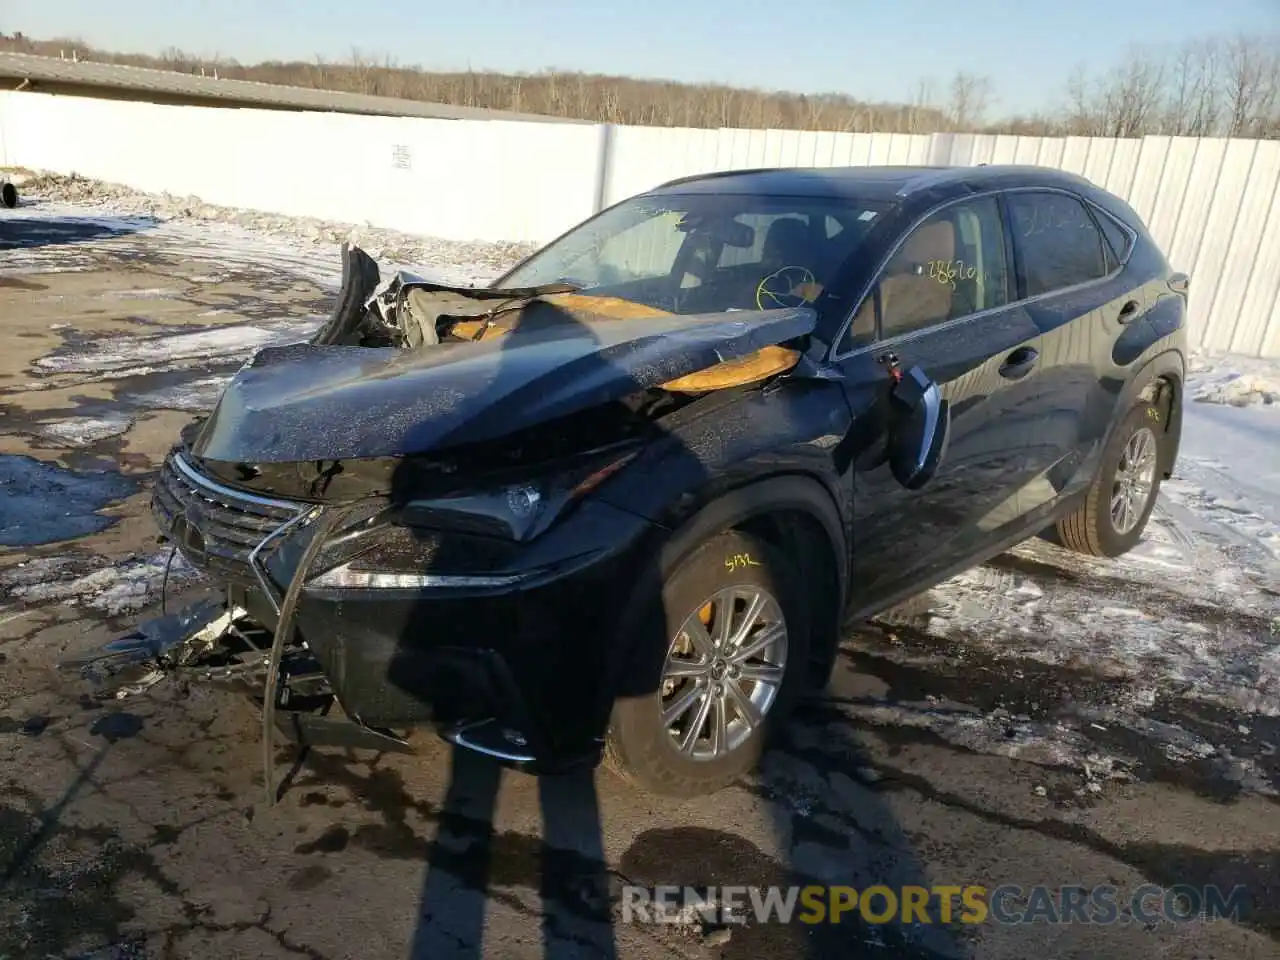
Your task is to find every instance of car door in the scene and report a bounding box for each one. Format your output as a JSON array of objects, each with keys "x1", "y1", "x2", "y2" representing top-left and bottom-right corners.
[
  {"x1": 830, "y1": 193, "x2": 1058, "y2": 611},
  {"x1": 1003, "y1": 189, "x2": 1147, "y2": 504}
]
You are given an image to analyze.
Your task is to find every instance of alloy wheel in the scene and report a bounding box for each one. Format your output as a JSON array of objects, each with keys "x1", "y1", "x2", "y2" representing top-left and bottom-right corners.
[
  {"x1": 1111, "y1": 426, "x2": 1158, "y2": 535},
  {"x1": 659, "y1": 586, "x2": 788, "y2": 761}
]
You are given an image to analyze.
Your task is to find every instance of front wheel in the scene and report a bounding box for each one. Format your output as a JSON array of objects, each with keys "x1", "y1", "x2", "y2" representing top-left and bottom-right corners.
[
  {"x1": 603, "y1": 530, "x2": 810, "y2": 796},
  {"x1": 1056, "y1": 400, "x2": 1165, "y2": 558}
]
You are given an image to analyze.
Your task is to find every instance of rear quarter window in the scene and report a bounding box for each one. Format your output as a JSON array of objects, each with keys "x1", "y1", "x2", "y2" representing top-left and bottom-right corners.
[{"x1": 1094, "y1": 208, "x2": 1135, "y2": 264}]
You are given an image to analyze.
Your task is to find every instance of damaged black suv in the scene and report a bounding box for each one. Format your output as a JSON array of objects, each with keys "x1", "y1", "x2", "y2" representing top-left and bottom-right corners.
[{"x1": 68, "y1": 165, "x2": 1187, "y2": 797}]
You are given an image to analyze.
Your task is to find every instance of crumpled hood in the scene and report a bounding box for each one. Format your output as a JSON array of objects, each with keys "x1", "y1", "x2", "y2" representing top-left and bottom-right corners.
[{"x1": 189, "y1": 306, "x2": 816, "y2": 463}]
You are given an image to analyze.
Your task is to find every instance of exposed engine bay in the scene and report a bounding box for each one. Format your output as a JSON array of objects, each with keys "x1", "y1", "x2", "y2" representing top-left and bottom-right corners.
[{"x1": 312, "y1": 243, "x2": 805, "y2": 391}]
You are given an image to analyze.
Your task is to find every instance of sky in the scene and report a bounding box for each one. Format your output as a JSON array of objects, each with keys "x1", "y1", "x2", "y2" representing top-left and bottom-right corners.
[{"x1": 6, "y1": 0, "x2": 1278, "y2": 115}]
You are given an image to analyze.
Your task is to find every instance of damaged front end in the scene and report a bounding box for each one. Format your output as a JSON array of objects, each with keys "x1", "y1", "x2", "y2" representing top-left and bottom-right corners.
[{"x1": 60, "y1": 242, "x2": 823, "y2": 801}]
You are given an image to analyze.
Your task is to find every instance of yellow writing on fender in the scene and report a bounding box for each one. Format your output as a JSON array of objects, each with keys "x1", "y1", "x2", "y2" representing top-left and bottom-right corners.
[{"x1": 795, "y1": 885, "x2": 989, "y2": 924}]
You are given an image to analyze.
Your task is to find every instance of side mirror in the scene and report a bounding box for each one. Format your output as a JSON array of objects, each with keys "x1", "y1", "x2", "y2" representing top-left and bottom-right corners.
[{"x1": 888, "y1": 365, "x2": 950, "y2": 490}]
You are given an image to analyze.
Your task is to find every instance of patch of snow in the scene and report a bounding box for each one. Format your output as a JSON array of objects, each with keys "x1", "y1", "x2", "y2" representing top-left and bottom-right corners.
[
  {"x1": 98, "y1": 287, "x2": 178, "y2": 301},
  {"x1": 33, "y1": 316, "x2": 322, "y2": 374},
  {"x1": 908, "y1": 528, "x2": 1279, "y2": 715},
  {"x1": 134, "y1": 375, "x2": 234, "y2": 412},
  {"x1": 19, "y1": 174, "x2": 534, "y2": 288},
  {"x1": 34, "y1": 414, "x2": 134, "y2": 447},
  {"x1": 4, "y1": 550, "x2": 199, "y2": 617},
  {"x1": 1187, "y1": 349, "x2": 1280, "y2": 408},
  {"x1": 837, "y1": 372, "x2": 1280, "y2": 795}
]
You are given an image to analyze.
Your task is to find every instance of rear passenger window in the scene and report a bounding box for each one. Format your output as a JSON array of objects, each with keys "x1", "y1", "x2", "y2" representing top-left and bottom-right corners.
[
  {"x1": 848, "y1": 197, "x2": 1009, "y2": 344},
  {"x1": 1008, "y1": 192, "x2": 1109, "y2": 297}
]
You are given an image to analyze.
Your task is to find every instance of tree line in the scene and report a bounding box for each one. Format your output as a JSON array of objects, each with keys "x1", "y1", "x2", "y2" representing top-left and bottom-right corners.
[{"x1": 2, "y1": 31, "x2": 1277, "y2": 138}]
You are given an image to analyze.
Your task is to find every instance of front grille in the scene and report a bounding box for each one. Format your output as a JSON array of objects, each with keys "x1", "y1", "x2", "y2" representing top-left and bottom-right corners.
[{"x1": 152, "y1": 453, "x2": 307, "y2": 580}]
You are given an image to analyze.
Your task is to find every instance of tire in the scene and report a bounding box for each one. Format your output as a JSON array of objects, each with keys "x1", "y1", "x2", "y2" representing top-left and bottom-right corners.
[
  {"x1": 1056, "y1": 400, "x2": 1165, "y2": 558},
  {"x1": 603, "y1": 529, "x2": 810, "y2": 797}
]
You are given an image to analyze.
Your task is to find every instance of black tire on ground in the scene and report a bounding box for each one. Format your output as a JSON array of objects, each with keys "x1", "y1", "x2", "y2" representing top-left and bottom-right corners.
[
  {"x1": 603, "y1": 529, "x2": 810, "y2": 797},
  {"x1": 1, "y1": 182, "x2": 17, "y2": 209},
  {"x1": 1056, "y1": 400, "x2": 1166, "y2": 558}
]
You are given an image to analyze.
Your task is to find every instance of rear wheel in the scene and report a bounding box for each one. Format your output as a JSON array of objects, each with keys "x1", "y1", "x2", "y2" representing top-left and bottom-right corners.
[
  {"x1": 1056, "y1": 400, "x2": 1164, "y2": 557},
  {"x1": 604, "y1": 529, "x2": 810, "y2": 796}
]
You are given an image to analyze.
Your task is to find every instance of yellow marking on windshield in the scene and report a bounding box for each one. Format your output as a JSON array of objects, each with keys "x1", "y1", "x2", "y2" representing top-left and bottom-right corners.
[{"x1": 755, "y1": 266, "x2": 821, "y2": 310}]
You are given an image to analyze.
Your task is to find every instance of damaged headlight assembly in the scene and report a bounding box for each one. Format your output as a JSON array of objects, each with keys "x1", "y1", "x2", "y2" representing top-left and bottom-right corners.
[{"x1": 307, "y1": 449, "x2": 639, "y2": 591}]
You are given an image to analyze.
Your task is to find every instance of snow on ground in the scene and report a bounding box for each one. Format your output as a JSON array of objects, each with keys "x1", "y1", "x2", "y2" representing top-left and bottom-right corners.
[
  {"x1": 33, "y1": 413, "x2": 135, "y2": 447},
  {"x1": 909, "y1": 352, "x2": 1280, "y2": 699},
  {"x1": 32, "y1": 314, "x2": 325, "y2": 375},
  {"x1": 837, "y1": 375, "x2": 1280, "y2": 796},
  {"x1": 0, "y1": 550, "x2": 198, "y2": 617},
  {"x1": 1188, "y1": 349, "x2": 1280, "y2": 407},
  {"x1": 8, "y1": 173, "x2": 536, "y2": 287},
  {"x1": 133, "y1": 375, "x2": 236, "y2": 412}
]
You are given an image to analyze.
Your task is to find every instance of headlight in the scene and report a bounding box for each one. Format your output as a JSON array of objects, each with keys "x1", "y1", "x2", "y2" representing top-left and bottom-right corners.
[
  {"x1": 396, "y1": 449, "x2": 637, "y2": 542},
  {"x1": 307, "y1": 566, "x2": 532, "y2": 590},
  {"x1": 399, "y1": 481, "x2": 550, "y2": 540},
  {"x1": 304, "y1": 523, "x2": 532, "y2": 591},
  {"x1": 304, "y1": 449, "x2": 637, "y2": 591}
]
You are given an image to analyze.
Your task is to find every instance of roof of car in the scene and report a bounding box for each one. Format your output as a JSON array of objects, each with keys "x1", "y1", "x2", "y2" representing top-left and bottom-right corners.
[{"x1": 646, "y1": 164, "x2": 1097, "y2": 202}]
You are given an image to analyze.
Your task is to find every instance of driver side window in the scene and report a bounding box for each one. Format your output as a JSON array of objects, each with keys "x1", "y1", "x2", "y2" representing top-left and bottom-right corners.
[{"x1": 844, "y1": 197, "x2": 1009, "y2": 348}]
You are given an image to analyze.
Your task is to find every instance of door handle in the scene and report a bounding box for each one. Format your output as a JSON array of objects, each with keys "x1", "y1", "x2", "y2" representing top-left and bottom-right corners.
[
  {"x1": 1117, "y1": 300, "x2": 1141, "y2": 324},
  {"x1": 999, "y1": 346, "x2": 1039, "y2": 380}
]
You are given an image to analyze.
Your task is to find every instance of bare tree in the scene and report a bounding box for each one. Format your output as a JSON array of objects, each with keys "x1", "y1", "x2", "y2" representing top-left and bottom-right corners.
[
  {"x1": 1225, "y1": 36, "x2": 1265, "y2": 136},
  {"x1": 946, "y1": 71, "x2": 992, "y2": 131},
  {"x1": 2, "y1": 28, "x2": 1277, "y2": 138},
  {"x1": 905, "y1": 78, "x2": 937, "y2": 134}
]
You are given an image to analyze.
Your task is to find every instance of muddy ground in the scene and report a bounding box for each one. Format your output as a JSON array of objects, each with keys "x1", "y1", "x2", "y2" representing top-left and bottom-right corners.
[{"x1": 0, "y1": 202, "x2": 1277, "y2": 960}]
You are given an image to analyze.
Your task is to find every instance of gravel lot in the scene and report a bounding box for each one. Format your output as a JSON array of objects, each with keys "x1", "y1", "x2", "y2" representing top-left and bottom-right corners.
[{"x1": 1, "y1": 188, "x2": 1277, "y2": 960}]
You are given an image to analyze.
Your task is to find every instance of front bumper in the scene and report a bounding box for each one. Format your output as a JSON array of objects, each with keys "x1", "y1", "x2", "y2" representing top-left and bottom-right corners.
[{"x1": 148, "y1": 452, "x2": 663, "y2": 772}]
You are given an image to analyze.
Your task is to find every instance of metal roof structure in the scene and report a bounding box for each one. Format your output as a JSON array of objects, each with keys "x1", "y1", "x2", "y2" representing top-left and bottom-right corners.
[{"x1": 0, "y1": 52, "x2": 582, "y2": 123}]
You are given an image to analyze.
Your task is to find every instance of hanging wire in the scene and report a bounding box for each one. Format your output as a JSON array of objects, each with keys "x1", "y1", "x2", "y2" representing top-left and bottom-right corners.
[{"x1": 160, "y1": 542, "x2": 178, "y2": 616}]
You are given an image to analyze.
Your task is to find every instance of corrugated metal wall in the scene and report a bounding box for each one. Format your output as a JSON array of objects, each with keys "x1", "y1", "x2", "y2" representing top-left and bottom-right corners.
[{"x1": 606, "y1": 129, "x2": 1280, "y2": 358}]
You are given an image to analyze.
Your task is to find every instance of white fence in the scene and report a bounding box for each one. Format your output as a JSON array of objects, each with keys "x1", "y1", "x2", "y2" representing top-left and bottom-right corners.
[{"x1": 2, "y1": 90, "x2": 1279, "y2": 358}]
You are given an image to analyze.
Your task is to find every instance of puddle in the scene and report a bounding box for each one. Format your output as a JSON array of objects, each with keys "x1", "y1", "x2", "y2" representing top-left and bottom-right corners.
[
  {"x1": 0, "y1": 215, "x2": 154, "y2": 252},
  {"x1": 0, "y1": 454, "x2": 137, "y2": 546}
]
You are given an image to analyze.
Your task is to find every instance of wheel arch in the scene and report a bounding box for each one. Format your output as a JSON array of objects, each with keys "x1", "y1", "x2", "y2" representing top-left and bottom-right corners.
[
  {"x1": 603, "y1": 472, "x2": 849, "y2": 714},
  {"x1": 1124, "y1": 349, "x2": 1184, "y2": 479}
]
